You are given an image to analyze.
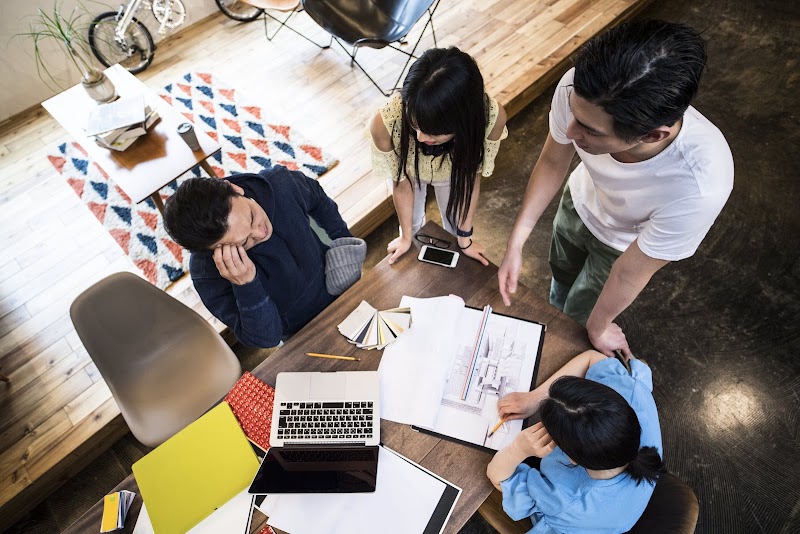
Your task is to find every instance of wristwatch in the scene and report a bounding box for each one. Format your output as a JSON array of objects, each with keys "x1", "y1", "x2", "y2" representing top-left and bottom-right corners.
[{"x1": 456, "y1": 226, "x2": 474, "y2": 238}]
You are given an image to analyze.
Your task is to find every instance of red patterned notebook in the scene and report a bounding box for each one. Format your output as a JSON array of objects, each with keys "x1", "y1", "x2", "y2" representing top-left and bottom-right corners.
[{"x1": 224, "y1": 372, "x2": 275, "y2": 451}]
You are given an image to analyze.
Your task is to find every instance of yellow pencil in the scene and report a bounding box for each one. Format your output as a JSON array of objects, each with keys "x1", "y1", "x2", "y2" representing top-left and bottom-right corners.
[
  {"x1": 306, "y1": 352, "x2": 361, "y2": 362},
  {"x1": 487, "y1": 416, "x2": 508, "y2": 438}
]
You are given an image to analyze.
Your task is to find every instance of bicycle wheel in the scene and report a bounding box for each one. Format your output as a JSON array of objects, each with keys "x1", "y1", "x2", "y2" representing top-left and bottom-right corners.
[
  {"x1": 88, "y1": 12, "x2": 155, "y2": 74},
  {"x1": 215, "y1": 0, "x2": 263, "y2": 22}
]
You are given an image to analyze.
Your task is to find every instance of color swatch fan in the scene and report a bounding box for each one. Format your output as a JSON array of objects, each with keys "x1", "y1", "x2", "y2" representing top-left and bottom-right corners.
[{"x1": 338, "y1": 301, "x2": 412, "y2": 350}]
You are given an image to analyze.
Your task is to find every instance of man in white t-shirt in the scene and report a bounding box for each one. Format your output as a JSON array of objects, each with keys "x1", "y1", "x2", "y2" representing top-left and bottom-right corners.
[{"x1": 498, "y1": 20, "x2": 734, "y2": 357}]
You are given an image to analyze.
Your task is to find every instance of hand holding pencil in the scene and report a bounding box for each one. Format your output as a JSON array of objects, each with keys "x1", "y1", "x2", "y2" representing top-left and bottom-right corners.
[{"x1": 496, "y1": 391, "x2": 541, "y2": 421}]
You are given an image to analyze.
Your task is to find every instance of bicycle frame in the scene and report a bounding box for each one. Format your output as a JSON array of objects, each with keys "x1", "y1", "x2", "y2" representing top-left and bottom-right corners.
[
  {"x1": 114, "y1": 0, "x2": 141, "y2": 42},
  {"x1": 114, "y1": 0, "x2": 174, "y2": 40}
]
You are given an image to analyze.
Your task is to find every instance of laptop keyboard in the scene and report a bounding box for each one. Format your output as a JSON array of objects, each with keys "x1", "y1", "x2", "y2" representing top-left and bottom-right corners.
[
  {"x1": 276, "y1": 448, "x2": 377, "y2": 463},
  {"x1": 276, "y1": 401, "x2": 374, "y2": 441}
]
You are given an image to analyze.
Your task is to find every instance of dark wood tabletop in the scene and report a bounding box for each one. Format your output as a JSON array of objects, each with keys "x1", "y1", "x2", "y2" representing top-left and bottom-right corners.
[{"x1": 63, "y1": 222, "x2": 591, "y2": 534}]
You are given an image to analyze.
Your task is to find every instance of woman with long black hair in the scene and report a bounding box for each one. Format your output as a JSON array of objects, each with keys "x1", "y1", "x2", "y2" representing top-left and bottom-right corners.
[
  {"x1": 487, "y1": 350, "x2": 664, "y2": 532},
  {"x1": 369, "y1": 47, "x2": 508, "y2": 265}
]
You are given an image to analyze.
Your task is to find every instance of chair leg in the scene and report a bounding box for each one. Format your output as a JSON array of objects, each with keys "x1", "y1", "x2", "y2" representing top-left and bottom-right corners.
[
  {"x1": 262, "y1": 8, "x2": 330, "y2": 49},
  {"x1": 331, "y1": 39, "x2": 392, "y2": 97},
  {"x1": 328, "y1": 0, "x2": 442, "y2": 97},
  {"x1": 428, "y1": 7, "x2": 438, "y2": 47}
]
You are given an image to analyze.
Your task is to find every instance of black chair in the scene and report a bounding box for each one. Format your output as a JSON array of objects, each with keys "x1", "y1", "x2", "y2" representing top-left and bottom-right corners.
[
  {"x1": 478, "y1": 472, "x2": 700, "y2": 534},
  {"x1": 301, "y1": 0, "x2": 441, "y2": 96}
]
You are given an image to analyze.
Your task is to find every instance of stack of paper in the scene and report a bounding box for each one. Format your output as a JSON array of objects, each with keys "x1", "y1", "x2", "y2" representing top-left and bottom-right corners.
[
  {"x1": 337, "y1": 300, "x2": 412, "y2": 350},
  {"x1": 86, "y1": 94, "x2": 160, "y2": 151},
  {"x1": 100, "y1": 490, "x2": 136, "y2": 532}
]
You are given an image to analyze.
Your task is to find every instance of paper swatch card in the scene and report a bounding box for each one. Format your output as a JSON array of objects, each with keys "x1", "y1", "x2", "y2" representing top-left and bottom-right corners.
[
  {"x1": 100, "y1": 490, "x2": 136, "y2": 532},
  {"x1": 337, "y1": 301, "x2": 412, "y2": 350}
]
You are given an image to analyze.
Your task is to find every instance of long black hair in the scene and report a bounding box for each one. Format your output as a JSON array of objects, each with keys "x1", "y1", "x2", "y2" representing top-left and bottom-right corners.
[
  {"x1": 398, "y1": 47, "x2": 486, "y2": 229},
  {"x1": 572, "y1": 20, "x2": 707, "y2": 142},
  {"x1": 540, "y1": 376, "x2": 664, "y2": 485}
]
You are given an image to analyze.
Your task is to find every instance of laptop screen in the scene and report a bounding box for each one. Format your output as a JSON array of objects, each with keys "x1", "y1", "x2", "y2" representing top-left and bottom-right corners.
[{"x1": 249, "y1": 446, "x2": 379, "y2": 494}]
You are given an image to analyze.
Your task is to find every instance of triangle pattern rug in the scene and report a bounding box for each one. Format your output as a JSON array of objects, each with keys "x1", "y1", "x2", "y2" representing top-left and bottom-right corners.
[{"x1": 46, "y1": 71, "x2": 338, "y2": 289}]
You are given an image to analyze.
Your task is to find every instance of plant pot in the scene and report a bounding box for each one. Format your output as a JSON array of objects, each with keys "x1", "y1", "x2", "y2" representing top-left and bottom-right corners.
[{"x1": 82, "y1": 70, "x2": 117, "y2": 103}]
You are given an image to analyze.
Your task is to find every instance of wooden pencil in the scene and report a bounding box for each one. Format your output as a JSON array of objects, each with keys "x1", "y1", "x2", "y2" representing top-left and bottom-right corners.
[{"x1": 306, "y1": 352, "x2": 361, "y2": 361}]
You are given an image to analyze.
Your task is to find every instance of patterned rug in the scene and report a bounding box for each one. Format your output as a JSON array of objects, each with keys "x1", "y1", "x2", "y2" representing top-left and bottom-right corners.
[{"x1": 47, "y1": 72, "x2": 338, "y2": 289}]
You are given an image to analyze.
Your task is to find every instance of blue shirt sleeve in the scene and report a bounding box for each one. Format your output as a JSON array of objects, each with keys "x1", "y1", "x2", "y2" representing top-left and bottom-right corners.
[
  {"x1": 288, "y1": 170, "x2": 352, "y2": 240},
  {"x1": 500, "y1": 460, "x2": 570, "y2": 524},
  {"x1": 501, "y1": 463, "x2": 543, "y2": 522}
]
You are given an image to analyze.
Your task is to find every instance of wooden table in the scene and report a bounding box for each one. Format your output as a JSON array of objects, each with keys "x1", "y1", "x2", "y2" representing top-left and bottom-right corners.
[
  {"x1": 63, "y1": 222, "x2": 591, "y2": 534},
  {"x1": 42, "y1": 64, "x2": 221, "y2": 213}
]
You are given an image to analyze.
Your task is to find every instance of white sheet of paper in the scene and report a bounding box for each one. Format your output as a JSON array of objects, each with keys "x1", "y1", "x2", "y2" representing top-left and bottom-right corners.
[
  {"x1": 378, "y1": 295, "x2": 464, "y2": 426},
  {"x1": 263, "y1": 447, "x2": 447, "y2": 534},
  {"x1": 132, "y1": 489, "x2": 253, "y2": 534},
  {"x1": 187, "y1": 488, "x2": 253, "y2": 533},
  {"x1": 131, "y1": 503, "x2": 154, "y2": 534}
]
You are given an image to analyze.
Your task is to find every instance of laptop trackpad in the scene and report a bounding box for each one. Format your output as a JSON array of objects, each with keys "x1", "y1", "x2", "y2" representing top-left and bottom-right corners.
[{"x1": 309, "y1": 373, "x2": 346, "y2": 399}]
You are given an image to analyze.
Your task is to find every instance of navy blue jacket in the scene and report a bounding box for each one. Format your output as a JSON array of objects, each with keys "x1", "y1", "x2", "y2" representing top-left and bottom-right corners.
[{"x1": 190, "y1": 167, "x2": 352, "y2": 347}]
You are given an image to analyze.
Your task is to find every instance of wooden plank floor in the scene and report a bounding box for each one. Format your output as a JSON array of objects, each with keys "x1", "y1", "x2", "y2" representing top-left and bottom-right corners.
[{"x1": 0, "y1": 0, "x2": 650, "y2": 528}]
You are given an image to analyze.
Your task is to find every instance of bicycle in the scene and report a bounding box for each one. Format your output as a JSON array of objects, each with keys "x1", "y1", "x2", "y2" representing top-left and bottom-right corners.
[{"x1": 88, "y1": 0, "x2": 187, "y2": 74}]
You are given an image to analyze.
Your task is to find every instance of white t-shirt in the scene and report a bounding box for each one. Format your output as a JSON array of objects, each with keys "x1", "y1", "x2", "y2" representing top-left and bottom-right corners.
[{"x1": 549, "y1": 68, "x2": 734, "y2": 261}]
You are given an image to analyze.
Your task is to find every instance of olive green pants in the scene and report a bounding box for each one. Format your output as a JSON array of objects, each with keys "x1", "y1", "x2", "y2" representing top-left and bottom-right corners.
[{"x1": 548, "y1": 185, "x2": 622, "y2": 326}]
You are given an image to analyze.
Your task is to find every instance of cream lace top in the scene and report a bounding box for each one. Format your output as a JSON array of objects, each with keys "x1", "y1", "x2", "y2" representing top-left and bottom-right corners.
[{"x1": 371, "y1": 92, "x2": 509, "y2": 184}]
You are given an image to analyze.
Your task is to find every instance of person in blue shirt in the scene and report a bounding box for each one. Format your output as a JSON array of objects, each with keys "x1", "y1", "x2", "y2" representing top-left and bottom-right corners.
[
  {"x1": 163, "y1": 166, "x2": 353, "y2": 348},
  {"x1": 487, "y1": 350, "x2": 664, "y2": 533}
]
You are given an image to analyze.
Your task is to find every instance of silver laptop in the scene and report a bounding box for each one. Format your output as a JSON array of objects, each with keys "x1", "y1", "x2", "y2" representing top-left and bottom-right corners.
[{"x1": 270, "y1": 371, "x2": 381, "y2": 447}]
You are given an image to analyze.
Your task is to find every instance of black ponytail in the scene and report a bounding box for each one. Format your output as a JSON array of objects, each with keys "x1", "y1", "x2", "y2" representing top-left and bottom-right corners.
[{"x1": 624, "y1": 445, "x2": 665, "y2": 485}]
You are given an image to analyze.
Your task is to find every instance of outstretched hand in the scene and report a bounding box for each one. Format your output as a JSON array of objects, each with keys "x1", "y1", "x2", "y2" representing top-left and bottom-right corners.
[
  {"x1": 588, "y1": 322, "x2": 632, "y2": 358},
  {"x1": 458, "y1": 237, "x2": 489, "y2": 266},
  {"x1": 386, "y1": 235, "x2": 412, "y2": 265},
  {"x1": 498, "y1": 248, "x2": 523, "y2": 306}
]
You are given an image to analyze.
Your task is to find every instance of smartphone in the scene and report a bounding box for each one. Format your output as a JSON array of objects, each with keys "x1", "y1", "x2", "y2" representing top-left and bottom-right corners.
[{"x1": 418, "y1": 245, "x2": 459, "y2": 268}]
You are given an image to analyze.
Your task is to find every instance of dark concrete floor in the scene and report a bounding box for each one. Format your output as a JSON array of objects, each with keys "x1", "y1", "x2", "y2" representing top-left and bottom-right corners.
[{"x1": 8, "y1": 0, "x2": 799, "y2": 532}]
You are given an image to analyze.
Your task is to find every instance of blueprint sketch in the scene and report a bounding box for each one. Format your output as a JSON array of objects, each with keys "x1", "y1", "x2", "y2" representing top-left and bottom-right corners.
[{"x1": 420, "y1": 308, "x2": 544, "y2": 451}]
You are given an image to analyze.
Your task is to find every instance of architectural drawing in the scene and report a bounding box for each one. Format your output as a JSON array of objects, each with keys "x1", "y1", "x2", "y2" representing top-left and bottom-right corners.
[{"x1": 442, "y1": 314, "x2": 533, "y2": 414}]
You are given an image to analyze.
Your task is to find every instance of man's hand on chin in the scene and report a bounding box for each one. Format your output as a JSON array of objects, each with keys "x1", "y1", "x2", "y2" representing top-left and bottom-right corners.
[{"x1": 213, "y1": 244, "x2": 257, "y2": 285}]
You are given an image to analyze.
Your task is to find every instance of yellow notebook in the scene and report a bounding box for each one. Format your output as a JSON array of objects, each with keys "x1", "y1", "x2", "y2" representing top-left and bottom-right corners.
[{"x1": 132, "y1": 402, "x2": 259, "y2": 534}]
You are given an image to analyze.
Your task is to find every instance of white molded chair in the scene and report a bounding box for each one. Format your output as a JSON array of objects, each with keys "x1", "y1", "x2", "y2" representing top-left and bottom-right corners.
[{"x1": 70, "y1": 272, "x2": 241, "y2": 447}]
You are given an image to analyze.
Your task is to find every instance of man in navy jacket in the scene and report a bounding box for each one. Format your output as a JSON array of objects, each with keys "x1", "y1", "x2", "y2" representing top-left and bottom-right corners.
[{"x1": 163, "y1": 166, "x2": 353, "y2": 347}]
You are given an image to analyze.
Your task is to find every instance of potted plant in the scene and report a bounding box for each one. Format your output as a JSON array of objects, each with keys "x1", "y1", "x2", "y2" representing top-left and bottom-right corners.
[{"x1": 16, "y1": 2, "x2": 116, "y2": 102}]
